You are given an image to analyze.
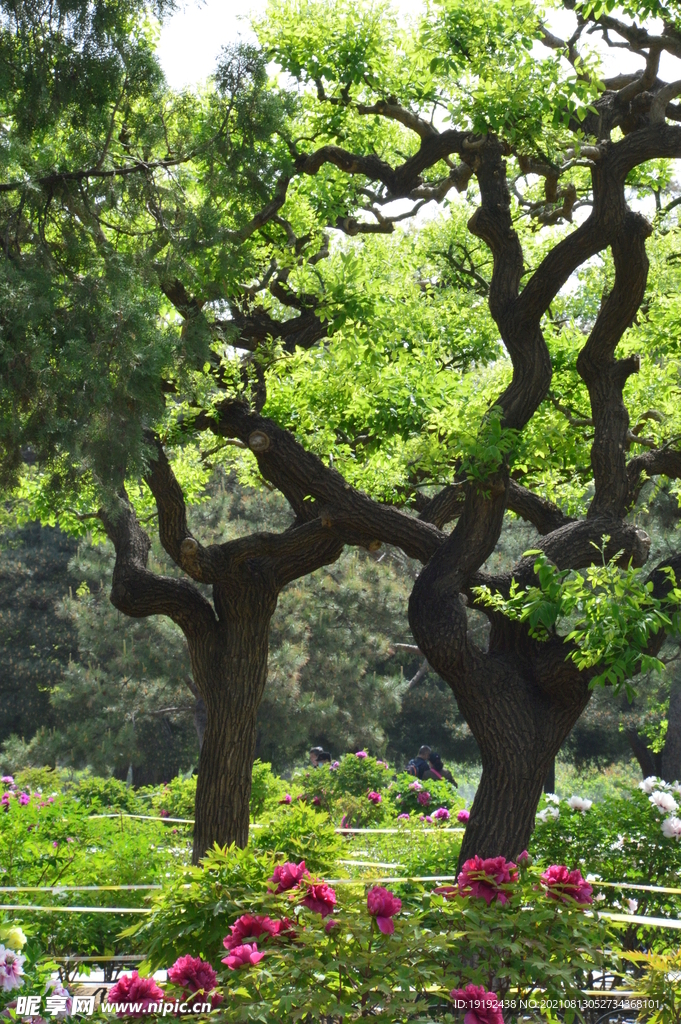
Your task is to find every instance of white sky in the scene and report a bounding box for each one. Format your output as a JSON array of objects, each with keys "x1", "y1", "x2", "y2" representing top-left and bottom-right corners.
[{"x1": 157, "y1": 0, "x2": 680, "y2": 90}]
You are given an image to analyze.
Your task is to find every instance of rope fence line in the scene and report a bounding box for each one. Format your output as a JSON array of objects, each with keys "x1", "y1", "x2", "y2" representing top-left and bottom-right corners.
[
  {"x1": 587, "y1": 880, "x2": 681, "y2": 895},
  {"x1": 87, "y1": 815, "x2": 467, "y2": 835},
  {"x1": 0, "y1": 905, "x2": 151, "y2": 914},
  {"x1": 0, "y1": 877, "x2": 678, "y2": 894},
  {"x1": 0, "y1": 885, "x2": 162, "y2": 892}
]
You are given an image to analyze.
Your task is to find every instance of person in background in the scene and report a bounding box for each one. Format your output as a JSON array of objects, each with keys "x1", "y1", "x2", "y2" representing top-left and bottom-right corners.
[
  {"x1": 309, "y1": 747, "x2": 331, "y2": 768},
  {"x1": 426, "y1": 750, "x2": 457, "y2": 786},
  {"x1": 406, "y1": 745, "x2": 432, "y2": 779}
]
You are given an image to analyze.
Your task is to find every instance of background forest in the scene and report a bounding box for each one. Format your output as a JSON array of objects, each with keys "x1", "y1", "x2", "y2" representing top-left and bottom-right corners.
[{"x1": 2, "y1": 471, "x2": 678, "y2": 782}]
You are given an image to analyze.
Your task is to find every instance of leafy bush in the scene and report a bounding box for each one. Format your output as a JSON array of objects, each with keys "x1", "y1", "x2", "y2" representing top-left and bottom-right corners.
[
  {"x1": 299, "y1": 752, "x2": 393, "y2": 807},
  {"x1": 624, "y1": 949, "x2": 681, "y2": 1024},
  {"x1": 251, "y1": 803, "x2": 345, "y2": 874},
  {"x1": 388, "y1": 772, "x2": 463, "y2": 817},
  {"x1": 210, "y1": 857, "x2": 611, "y2": 1022},
  {"x1": 128, "y1": 845, "x2": 278, "y2": 970},
  {"x1": 530, "y1": 781, "x2": 681, "y2": 940},
  {"x1": 142, "y1": 774, "x2": 197, "y2": 821},
  {"x1": 249, "y1": 759, "x2": 288, "y2": 820},
  {"x1": 0, "y1": 780, "x2": 190, "y2": 957},
  {"x1": 67, "y1": 773, "x2": 142, "y2": 813}
]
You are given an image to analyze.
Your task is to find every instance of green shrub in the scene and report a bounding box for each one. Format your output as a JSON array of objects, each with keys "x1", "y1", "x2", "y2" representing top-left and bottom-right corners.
[
  {"x1": 127, "y1": 844, "x2": 278, "y2": 970},
  {"x1": 530, "y1": 782, "x2": 681, "y2": 937},
  {"x1": 249, "y1": 759, "x2": 288, "y2": 820},
  {"x1": 211, "y1": 858, "x2": 611, "y2": 1023},
  {"x1": 143, "y1": 773, "x2": 197, "y2": 821},
  {"x1": 388, "y1": 773, "x2": 463, "y2": 817},
  {"x1": 251, "y1": 803, "x2": 345, "y2": 874},
  {"x1": 67, "y1": 773, "x2": 142, "y2": 813}
]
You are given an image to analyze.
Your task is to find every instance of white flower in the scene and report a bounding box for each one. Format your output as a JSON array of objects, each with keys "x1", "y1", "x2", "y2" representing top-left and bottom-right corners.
[
  {"x1": 626, "y1": 898, "x2": 639, "y2": 915},
  {"x1": 544, "y1": 793, "x2": 560, "y2": 805},
  {"x1": 0, "y1": 946, "x2": 24, "y2": 992},
  {"x1": 649, "y1": 791, "x2": 678, "y2": 814},
  {"x1": 639, "y1": 776, "x2": 661, "y2": 794},
  {"x1": 610, "y1": 835, "x2": 625, "y2": 851},
  {"x1": 567, "y1": 795, "x2": 593, "y2": 812},
  {"x1": 537, "y1": 806, "x2": 560, "y2": 823},
  {"x1": 661, "y1": 816, "x2": 681, "y2": 840}
]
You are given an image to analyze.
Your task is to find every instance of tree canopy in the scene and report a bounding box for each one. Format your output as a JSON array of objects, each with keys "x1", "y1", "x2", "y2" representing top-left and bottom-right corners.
[{"x1": 3, "y1": 0, "x2": 681, "y2": 860}]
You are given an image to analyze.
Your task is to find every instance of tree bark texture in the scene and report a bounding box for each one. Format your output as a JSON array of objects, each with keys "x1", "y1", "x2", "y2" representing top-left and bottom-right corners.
[
  {"x1": 661, "y1": 679, "x2": 681, "y2": 783},
  {"x1": 189, "y1": 594, "x2": 273, "y2": 861}
]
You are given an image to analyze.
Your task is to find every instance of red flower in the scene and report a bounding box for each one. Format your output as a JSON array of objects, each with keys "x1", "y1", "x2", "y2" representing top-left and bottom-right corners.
[
  {"x1": 223, "y1": 914, "x2": 293, "y2": 950},
  {"x1": 450, "y1": 983, "x2": 503, "y2": 1024},
  {"x1": 457, "y1": 856, "x2": 518, "y2": 905},
  {"x1": 221, "y1": 944, "x2": 264, "y2": 970},
  {"x1": 167, "y1": 956, "x2": 217, "y2": 993},
  {"x1": 366, "y1": 886, "x2": 402, "y2": 934},
  {"x1": 107, "y1": 973, "x2": 165, "y2": 1017},
  {"x1": 300, "y1": 882, "x2": 337, "y2": 917},
  {"x1": 540, "y1": 865, "x2": 593, "y2": 904},
  {"x1": 270, "y1": 860, "x2": 309, "y2": 893}
]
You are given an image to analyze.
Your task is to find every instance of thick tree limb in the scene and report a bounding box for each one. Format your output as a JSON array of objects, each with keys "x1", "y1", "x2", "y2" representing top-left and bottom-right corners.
[
  {"x1": 99, "y1": 491, "x2": 217, "y2": 639},
  {"x1": 193, "y1": 401, "x2": 447, "y2": 563},
  {"x1": 626, "y1": 446, "x2": 681, "y2": 507},
  {"x1": 145, "y1": 437, "x2": 342, "y2": 586},
  {"x1": 577, "y1": 211, "x2": 651, "y2": 516}
]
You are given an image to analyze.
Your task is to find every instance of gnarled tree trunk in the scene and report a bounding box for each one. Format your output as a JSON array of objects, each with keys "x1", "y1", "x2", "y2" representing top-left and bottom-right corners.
[{"x1": 190, "y1": 595, "x2": 273, "y2": 860}]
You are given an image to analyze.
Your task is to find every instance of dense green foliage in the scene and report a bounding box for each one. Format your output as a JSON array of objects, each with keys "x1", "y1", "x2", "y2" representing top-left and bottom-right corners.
[{"x1": 0, "y1": 762, "x2": 678, "y2": 1019}]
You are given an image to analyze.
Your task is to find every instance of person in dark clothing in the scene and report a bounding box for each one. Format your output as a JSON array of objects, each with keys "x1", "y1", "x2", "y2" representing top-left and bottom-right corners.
[
  {"x1": 309, "y1": 747, "x2": 331, "y2": 768},
  {"x1": 426, "y1": 750, "x2": 457, "y2": 785},
  {"x1": 406, "y1": 745, "x2": 432, "y2": 779}
]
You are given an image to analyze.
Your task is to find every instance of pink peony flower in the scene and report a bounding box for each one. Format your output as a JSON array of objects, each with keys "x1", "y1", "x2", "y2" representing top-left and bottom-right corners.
[
  {"x1": 450, "y1": 983, "x2": 503, "y2": 1024},
  {"x1": 408, "y1": 780, "x2": 423, "y2": 791},
  {"x1": 167, "y1": 955, "x2": 217, "y2": 993},
  {"x1": 159, "y1": 809, "x2": 170, "y2": 818},
  {"x1": 423, "y1": 815, "x2": 433, "y2": 823},
  {"x1": 107, "y1": 972, "x2": 164, "y2": 1016},
  {"x1": 417, "y1": 791, "x2": 431, "y2": 806},
  {"x1": 221, "y1": 943, "x2": 265, "y2": 971},
  {"x1": 540, "y1": 865, "x2": 593, "y2": 905},
  {"x1": 367, "y1": 791, "x2": 382, "y2": 804},
  {"x1": 279, "y1": 794, "x2": 292, "y2": 804},
  {"x1": 17, "y1": 794, "x2": 29, "y2": 806},
  {"x1": 270, "y1": 860, "x2": 309, "y2": 893},
  {"x1": 355, "y1": 751, "x2": 368, "y2": 759},
  {"x1": 433, "y1": 807, "x2": 450, "y2": 820},
  {"x1": 367, "y1": 886, "x2": 402, "y2": 934},
  {"x1": 0, "y1": 947, "x2": 24, "y2": 992},
  {"x1": 517, "y1": 850, "x2": 531, "y2": 867},
  {"x1": 311, "y1": 796, "x2": 321, "y2": 806},
  {"x1": 457, "y1": 809, "x2": 470, "y2": 823},
  {"x1": 397, "y1": 813, "x2": 410, "y2": 820},
  {"x1": 0, "y1": 793, "x2": 10, "y2": 807},
  {"x1": 300, "y1": 882, "x2": 337, "y2": 917},
  {"x1": 1, "y1": 777, "x2": 13, "y2": 786},
  {"x1": 458, "y1": 856, "x2": 518, "y2": 905},
  {"x1": 330, "y1": 762, "x2": 340, "y2": 770},
  {"x1": 52, "y1": 841, "x2": 58, "y2": 848},
  {"x1": 223, "y1": 914, "x2": 293, "y2": 950}
]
